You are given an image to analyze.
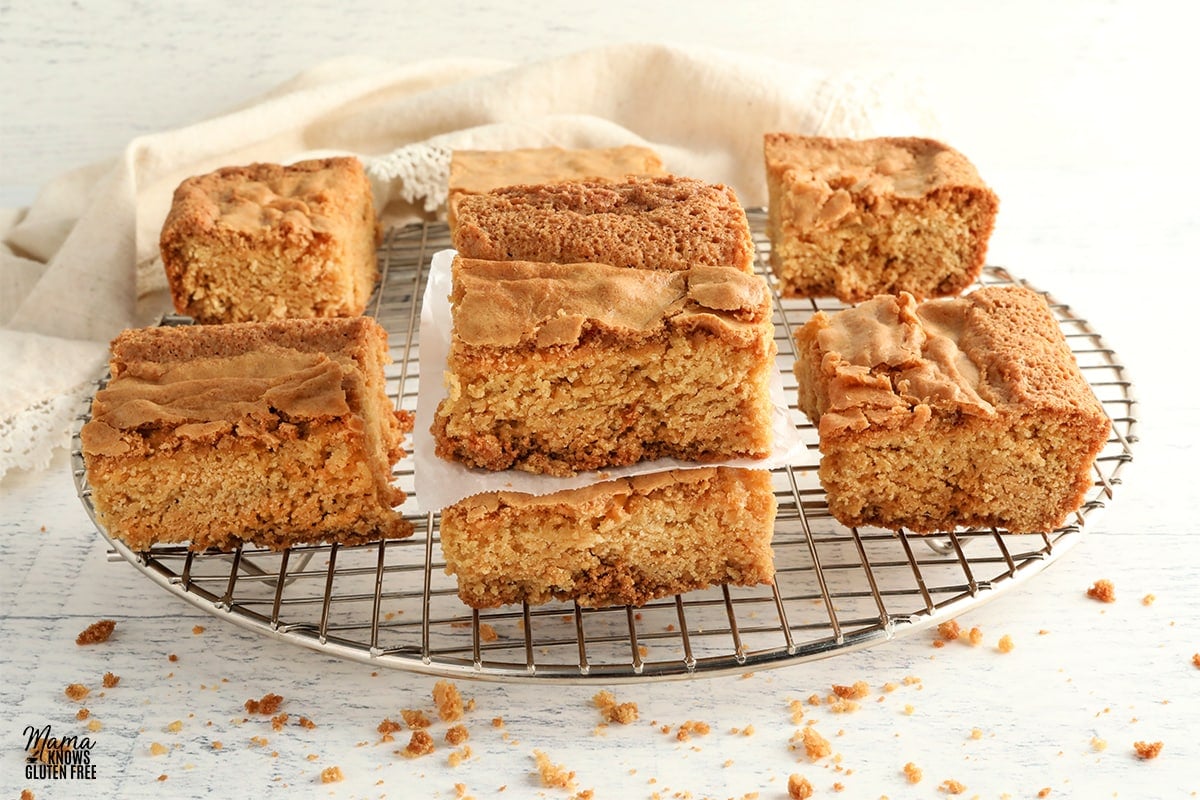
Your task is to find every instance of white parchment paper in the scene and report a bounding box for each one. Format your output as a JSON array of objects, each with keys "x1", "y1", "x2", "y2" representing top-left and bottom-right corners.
[{"x1": 412, "y1": 249, "x2": 806, "y2": 511}]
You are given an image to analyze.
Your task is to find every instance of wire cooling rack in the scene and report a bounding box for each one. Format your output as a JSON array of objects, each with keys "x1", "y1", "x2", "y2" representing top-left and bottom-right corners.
[{"x1": 71, "y1": 210, "x2": 1137, "y2": 683}]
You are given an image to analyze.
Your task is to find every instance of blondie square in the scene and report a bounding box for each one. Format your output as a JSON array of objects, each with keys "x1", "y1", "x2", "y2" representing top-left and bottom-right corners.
[
  {"x1": 160, "y1": 156, "x2": 380, "y2": 323},
  {"x1": 793, "y1": 286, "x2": 1109, "y2": 533},
  {"x1": 81, "y1": 317, "x2": 412, "y2": 550},
  {"x1": 764, "y1": 134, "x2": 998, "y2": 302},
  {"x1": 431, "y1": 256, "x2": 776, "y2": 476},
  {"x1": 440, "y1": 467, "x2": 777, "y2": 608}
]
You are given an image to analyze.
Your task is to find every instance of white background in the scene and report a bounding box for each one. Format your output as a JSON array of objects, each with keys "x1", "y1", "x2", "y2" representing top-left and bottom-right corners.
[{"x1": 3, "y1": 2, "x2": 1198, "y2": 799}]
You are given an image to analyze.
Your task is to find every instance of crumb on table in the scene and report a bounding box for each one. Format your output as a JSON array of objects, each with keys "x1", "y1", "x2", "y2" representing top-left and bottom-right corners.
[
  {"x1": 903, "y1": 761, "x2": 923, "y2": 783},
  {"x1": 997, "y1": 634, "x2": 1015, "y2": 654},
  {"x1": 1133, "y1": 740, "x2": 1163, "y2": 760},
  {"x1": 675, "y1": 720, "x2": 711, "y2": 741},
  {"x1": 1086, "y1": 579, "x2": 1116, "y2": 603},
  {"x1": 403, "y1": 730, "x2": 435, "y2": 758},
  {"x1": 76, "y1": 620, "x2": 116, "y2": 646},
  {"x1": 378, "y1": 718, "x2": 403, "y2": 741},
  {"x1": 937, "y1": 620, "x2": 962, "y2": 641},
  {"x1": 445, "y1": 724, "x2": 470, "y2": 746},
  {"x1": 244, "y1": 693, "x2": 284, "y2": 715},
  {"x1": 938, "y1": 778, "x2": 967, "y2": 794},
  {"x1": 102, "y1": 672, "x2": 120, "y2": 688},
  {"x1": 65, "y1": 683, "x2": 89, "y2": 701},
  {"x1": 787, "y1": 773, "x2": 813, "y2": 799},
  {"x1": 434, "y1": 680, "x2": 465, "y2": 722},
  {"x1": 593, "y1": 691, "x2": 639, "y2": 724},
  {"x1": 832, "y1": 680, "x2": 870, "y2": 700},
  {"x1": 319, "y1": 766, "x2": 344, "y2": 784},
  {"x1": 401, "y1": 709, "x2": 433, "y2": 729},
  {"x1": 799, "y1": 727, "x2": 831, "y2": 761},
  {"x1": 532, "y1": 749, "x2": 577, "y2": 790}
]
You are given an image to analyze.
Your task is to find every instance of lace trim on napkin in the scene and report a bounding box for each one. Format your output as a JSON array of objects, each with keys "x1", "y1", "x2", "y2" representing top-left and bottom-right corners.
[
  {"x1": 0, "y1": 384, "x2": 90, "y2": 476},
  {"x1": 365, "y1": 143, "x2": 453, "y2": 214}
]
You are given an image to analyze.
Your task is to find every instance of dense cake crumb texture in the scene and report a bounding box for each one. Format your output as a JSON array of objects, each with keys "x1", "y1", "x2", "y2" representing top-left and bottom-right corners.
[
  {"x1": 160, "y1": 156, "x2": 380, "y2": 324},
  {"x1": 793, "y1": 285, "x2": 1109, "y2": 534},
  {"x1": 440, "y1": 468, "x2": 776, "y2": 608},
  {"x1": 433, "y1": 258, "x2": 775, "y2": 476},
  {"x1": 764, "y1": 134, "x2": 998, "y2": 302},
  {"x1": 81, "y1": 317, "x2": 412, "y2": 551}
]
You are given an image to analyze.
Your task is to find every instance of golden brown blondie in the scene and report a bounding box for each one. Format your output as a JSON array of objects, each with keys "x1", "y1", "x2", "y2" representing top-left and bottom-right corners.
[
  {"x1": 765, "y1": 135, "x2": 998, "y2": 302},
  {"x1": 440, "y1": 467, "x2": 777, "y2": 608},
  {"x1": 160, "y1": 157, "x2": 380, "y2": 323},
  {"x1": 81, "y1": 317, "x2": 412, "y2": 550},
  {"x1": 793, "y1": 286, "x2": 1109, "y2": 533},
  {"x1": 431, "y1": 256, "x2": 776, "y2": 476}
]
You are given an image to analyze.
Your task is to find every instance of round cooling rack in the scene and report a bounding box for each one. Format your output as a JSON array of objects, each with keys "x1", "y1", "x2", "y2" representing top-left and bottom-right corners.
[{"x1": 70, "y1": 209, "x2": 1138, "y2": 683}]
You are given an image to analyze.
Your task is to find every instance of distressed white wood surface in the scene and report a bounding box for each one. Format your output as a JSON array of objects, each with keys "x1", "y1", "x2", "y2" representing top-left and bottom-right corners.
[{"x1": 2, "y1": 2, "x2": 1197, "y2": 798}]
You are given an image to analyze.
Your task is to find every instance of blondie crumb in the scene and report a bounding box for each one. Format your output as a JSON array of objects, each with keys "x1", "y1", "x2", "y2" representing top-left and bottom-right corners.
[
  {"x1": 403, "y1": 730, "x2": 435, "y2": 758},
  {"x1": 937, "y1": 620, "x2": 962, "y2": 641},
  {"x1": 675, "y1": 720, "x2": 711, "y2": 741},
  {"x1": 938, "y1": 778, "x2": 966, "y2": 794},
  {"x1": 1086, "y1": 579, "x2": 1116, "y2": 603},
  {"x1": 799, "y1": 727, "x2": 831, "y2": 761},
  {"x1": 434, "y1": 680, "x2": 465, "y2": 722},
  {"x1": 997, "y1": 635, "x2": 1015, "y2": 654},
  {"x1": 76, "y1": 620, "x2": 116, "y2": 645},
  {"x1": 102, "y1": 672, "x2": 120, "y2": 688},
  {"x1": 65, "y1": 683, "x2": 89, "y2": 701},
  {"x1": 903, "y1": 761, "x2": 923, "y2": 783},
  {"x1": 787, "y1": 773, "x2": 813, "y2": 799},
  {"x1": 532, "y1": 749, "x2": 577, "y2": 790},
  {"x1": 401, "y1": 709, "x2": 432, "y2": 729},
  {"x1": 319, "y1": 766, "x2": 344, "y2": 784},
  {"x1": 832, "y1": 680, "x2": 870, "y2": 700},
  {"x1": 244, "y1": 693, "x2": 284, "y2": 715},
  {"x1": 1133, "y1": 740, "x2": 1163, "y2": 760},
  {"x1": 378, "y1": 718, "x2": 403, "y2": 741},
  {"x1": 593, "y1": 691, "x2": 639, "y2": 724},
  {"x1": 1191, "y1": 653, "x2": 1200, "y2": 669},
  {"x1": 446, "y1": 725, "x2": 470, "y2": 746},
  {"x1": 967, "y1": 627, "x2": 983, "y2": 646}
]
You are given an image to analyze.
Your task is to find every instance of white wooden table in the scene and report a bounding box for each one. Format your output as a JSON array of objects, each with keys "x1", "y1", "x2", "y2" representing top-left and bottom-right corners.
[{"x1": 3, "y1": 3, "x2": 1197, "y2": 798}]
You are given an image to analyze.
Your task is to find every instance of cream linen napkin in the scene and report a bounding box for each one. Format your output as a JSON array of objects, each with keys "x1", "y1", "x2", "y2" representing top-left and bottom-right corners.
[{"x1": 0, "y1": 42, "x2": 939, "y2": 478}]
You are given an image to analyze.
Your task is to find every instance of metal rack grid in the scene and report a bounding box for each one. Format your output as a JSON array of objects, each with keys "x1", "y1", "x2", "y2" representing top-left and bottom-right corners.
[{"x1": 70, "y1": 209, "x2": 1137, "y2": 683}]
